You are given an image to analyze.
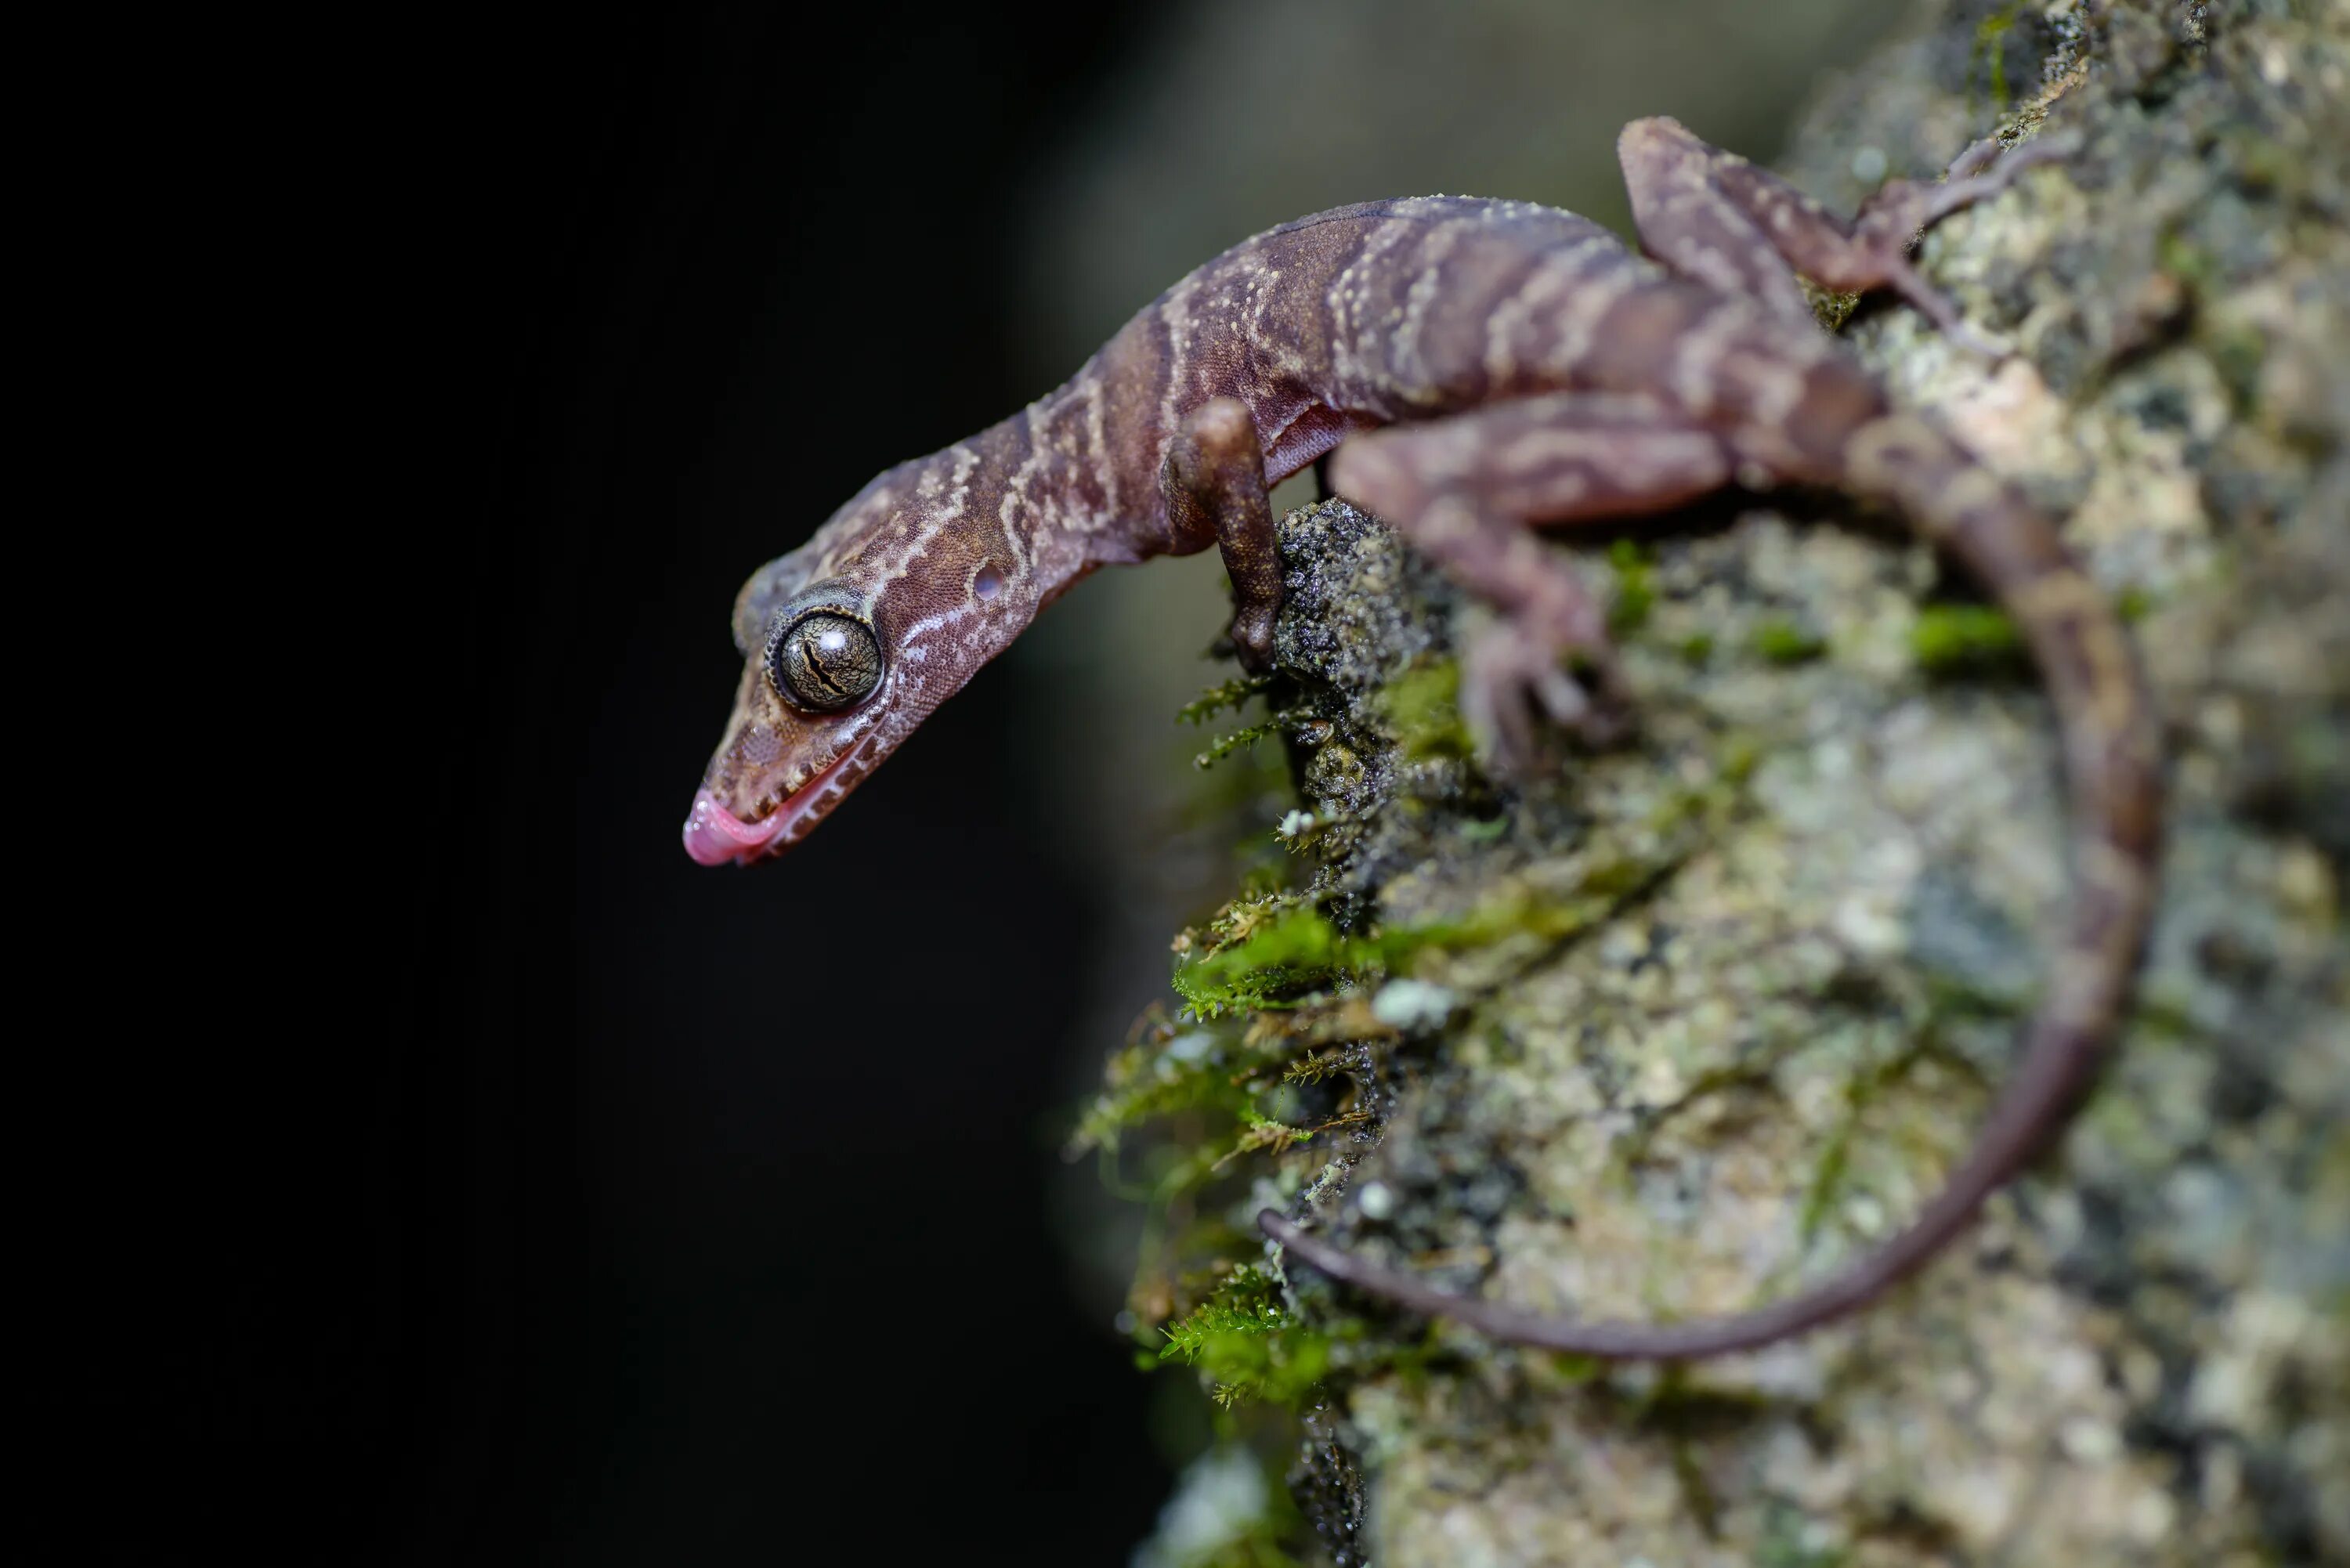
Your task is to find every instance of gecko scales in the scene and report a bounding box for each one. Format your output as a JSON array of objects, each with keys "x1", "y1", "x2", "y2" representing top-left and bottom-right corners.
[{"x1": 683, "y1": 119, "x2": 2160, "y2": 1360}]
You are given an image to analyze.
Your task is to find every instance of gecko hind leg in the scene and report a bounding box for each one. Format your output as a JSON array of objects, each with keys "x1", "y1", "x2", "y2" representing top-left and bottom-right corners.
[
  {"x1": 1329, "y1": 392, "x2": 1734, "y2": 770},
  {"x1": 1163, "y1": 396, "x2": 1282, "y2": 674},
  {"x1": 1618, "y1": 115, "x2": 2072, "y2": 349}
]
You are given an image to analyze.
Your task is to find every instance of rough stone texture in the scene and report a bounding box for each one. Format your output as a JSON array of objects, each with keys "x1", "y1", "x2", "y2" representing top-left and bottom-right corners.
[{"x1": 1117, "y1": 2, "x2": 2348, "y2": 1564}]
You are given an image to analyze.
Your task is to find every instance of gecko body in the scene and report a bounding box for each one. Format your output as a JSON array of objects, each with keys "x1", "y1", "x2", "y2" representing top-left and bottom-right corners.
[{"x1": 685, "y1": 121, "x2": 2160, "y2": 1360}]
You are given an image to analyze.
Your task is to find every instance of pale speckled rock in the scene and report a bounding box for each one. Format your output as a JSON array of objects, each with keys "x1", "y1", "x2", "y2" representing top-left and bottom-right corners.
[{"x1": 1199, "y1": 2, "x2": 2349, "y2": 1565}]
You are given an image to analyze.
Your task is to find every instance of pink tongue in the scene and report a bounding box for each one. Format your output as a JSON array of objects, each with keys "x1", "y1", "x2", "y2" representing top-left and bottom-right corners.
[{"x1": 682, "y1": 789, "x2": 784, "y2": 866}]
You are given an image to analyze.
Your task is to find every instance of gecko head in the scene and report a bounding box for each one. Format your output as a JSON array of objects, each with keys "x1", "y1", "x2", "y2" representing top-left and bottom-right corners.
[{"x1": 682, "y1": 479, "x2": 1038, "y2": 866}]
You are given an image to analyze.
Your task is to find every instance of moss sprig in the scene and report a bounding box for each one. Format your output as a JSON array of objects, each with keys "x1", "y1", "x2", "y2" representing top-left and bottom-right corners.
[{"x1": 1158, "y1": 1266, "x2": 1334, "y2": 1410}]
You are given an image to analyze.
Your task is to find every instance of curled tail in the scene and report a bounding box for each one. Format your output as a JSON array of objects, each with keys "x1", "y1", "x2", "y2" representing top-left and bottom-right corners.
[{"x1": 1262, "y1": 416, "x2": 2161, "y2": 1360}]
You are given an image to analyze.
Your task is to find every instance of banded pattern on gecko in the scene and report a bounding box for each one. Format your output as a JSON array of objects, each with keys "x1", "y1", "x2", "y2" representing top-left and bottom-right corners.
[{"x1": 685, "y1": 118, "x2": 2160, "y2": 1360}]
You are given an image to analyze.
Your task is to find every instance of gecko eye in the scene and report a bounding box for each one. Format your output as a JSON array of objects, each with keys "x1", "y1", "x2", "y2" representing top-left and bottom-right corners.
[{"x1": 767, "y1": 611, "x2": 883, "y2": 713}]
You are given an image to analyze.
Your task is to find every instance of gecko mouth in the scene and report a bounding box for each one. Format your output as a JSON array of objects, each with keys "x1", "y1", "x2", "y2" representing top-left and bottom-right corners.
[{"x1": 681, "y1": 747, "x2": 864, "y2": 867}]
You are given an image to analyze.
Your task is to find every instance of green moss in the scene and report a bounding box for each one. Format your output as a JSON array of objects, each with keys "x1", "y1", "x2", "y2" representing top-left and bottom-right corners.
[
  {"x1": 2126, "y1": 991, "x2": 2221, "y2": 1044},
  {"x1": 1920, "y1": 971, "x2": 2030, "y2": 1024},
  {"x1": 1755, "y1": 1502, "x2": 1849, "y2": 1568},
  {"x1": 1971, "y1": 2, "x2": 2026, "y2": 113},
  {"x1": 1378, "y1": 657, "x2": 1472, "y2": 761},
  {"x1": 2217, "y1": 125, "x2": 2305, "y2": 202},
  {"x1": 1159, "y1": 1266, "x2": 1334, "y2": 1410},
  {"x1": 1752, "y1": 618, "x2": 1828, "y2": 665},
  {"x1": 1798, "y1": 1113, "x2": 1859, "y2": 1247},
  {"x1": 1677, "y1": 631, "x2": 1716, "y2": 665},
  {"x1": 1074, "y1": 951, "x2": 1372, "y2": 1162},
  {"x1": 1457, "y1": 813, "x2": 1511, "y2": 844},
  {"x1": 1390, "y1": 891, "x2": 1586, "y2": 956},
  {"x1": 1794, "y1": 1040, "x2": 1935, "y2": 1245},
  {"x1": 1801, "y1": 276, "x2": 1863, "y2": 333},
  {"x1": 2157, "y1": 229, "x2": 2218, "y2": 296},
  {"x1": 1159, "y1": 1267, "x2": 1292, "y2": 1359},
  {"x1": 1668, "y1": 1431, "x2": 1723, "y2": 1537},
  {"x1": 1148, "y1": 1138, "x2": 1280, "y2": 1212},
  {"x1": 2205, "y1": 322, "x2": 2267, "y2": 414},
  {"x1": 1178, "y1": 674, "x2": 1273, "y2": 727},
  {"x1": 1607, "y1": 538, "x2": 1656, "y2": 635},
  {"x1": 1171, "y1": 906, "x2": 1384, "y2": 1018},
  {"x1": 1072, "y1": 1026, "x2": 1246, "y2": 1156},
  {"x1": 1911, "y1": 603, "x2": 2024, "y2": 674},
  {"x1": 1225, "y1": 1105, "x2": 1314, "y2": 1165},
  {"x1": 1195, "y1": 720, "x2": 1280, "y2": 770},
  {"x1": 1718, "y1": 731, "x2": 1765, "y2": 786},
  {"x1": 1381, "y1": 848, "x2": 1683, "y2": 961}
]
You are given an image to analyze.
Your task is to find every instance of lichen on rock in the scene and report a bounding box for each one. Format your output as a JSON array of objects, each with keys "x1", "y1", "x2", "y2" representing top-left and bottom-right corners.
[{"x1": 1099, "y1": 3, "x2": 2348, "y2": 1564}]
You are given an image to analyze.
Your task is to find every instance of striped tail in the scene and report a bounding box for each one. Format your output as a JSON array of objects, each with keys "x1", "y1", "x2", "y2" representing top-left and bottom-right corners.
[{"x1": 1263, "y1": 411, "x2": 2162, "y2": 1360}]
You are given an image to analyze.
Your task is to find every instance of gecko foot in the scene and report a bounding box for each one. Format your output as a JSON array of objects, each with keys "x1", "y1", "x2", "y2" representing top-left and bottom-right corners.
[
  {"x1": 1844, "y1": 128, "x2": 2079, "y2": 358},
  {"x1": 1925, "y1": 129, "x2": 2081, "y2": 222},
  {"x1": 1224, "y1": 601, "x2": 1278, "y2": 675},
  {"x1": 1460, "y1": 616, "x2": 1629, "y2": 776}
]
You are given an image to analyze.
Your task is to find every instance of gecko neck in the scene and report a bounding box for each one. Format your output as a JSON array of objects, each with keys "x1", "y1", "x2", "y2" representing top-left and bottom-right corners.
[{"x1": 974, "y1": 358, "x2": 1194, "y2": 592}]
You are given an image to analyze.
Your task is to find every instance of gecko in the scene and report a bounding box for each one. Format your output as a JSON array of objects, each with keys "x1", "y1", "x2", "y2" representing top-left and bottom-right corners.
[{"x1": 682, "y1": 118, "x2": 2160, "y2": 1360}]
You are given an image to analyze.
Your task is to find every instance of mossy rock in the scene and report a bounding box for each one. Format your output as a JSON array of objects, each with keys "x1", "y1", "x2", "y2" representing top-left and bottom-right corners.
[{"x1": 1101, "y1": 2, "x2": 2349, "y2": 1563}]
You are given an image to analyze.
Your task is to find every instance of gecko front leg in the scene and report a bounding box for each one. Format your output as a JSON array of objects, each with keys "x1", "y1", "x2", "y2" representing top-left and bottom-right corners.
[
  {"x1": 1163, "y1": 396, "x2": 1282, "y2": 674},
  {"x1": 1330, "y1": 392, "x2": 1732, "y2": 766}
]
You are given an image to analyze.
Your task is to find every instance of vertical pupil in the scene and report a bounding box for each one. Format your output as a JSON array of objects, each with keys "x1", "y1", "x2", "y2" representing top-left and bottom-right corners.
[{"x1": 772, "y1": 612, "x2": 878, "y2": 711}]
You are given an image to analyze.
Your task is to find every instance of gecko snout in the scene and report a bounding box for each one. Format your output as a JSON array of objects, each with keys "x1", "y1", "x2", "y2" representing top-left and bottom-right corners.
[
  {"x1": 682, "y1": 789, "x2": 787, "y2": 865},
  {"x1": 682, "y1": 742, "x2": 871, "y2": 866}
]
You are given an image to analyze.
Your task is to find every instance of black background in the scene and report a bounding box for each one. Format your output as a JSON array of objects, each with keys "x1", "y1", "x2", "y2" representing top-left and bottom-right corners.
[{"x1": 132, "y1": 7, "x2": 1180, "y2": 1562}]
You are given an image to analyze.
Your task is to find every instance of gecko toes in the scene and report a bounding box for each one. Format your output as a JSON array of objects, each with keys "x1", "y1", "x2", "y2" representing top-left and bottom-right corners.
[
  {"x1": 1226, "y1": 604, "x2": 1278, "y2": 674},
  {"x1": 1460, "y1": 620, "x2": 1630, "y2": 777}
]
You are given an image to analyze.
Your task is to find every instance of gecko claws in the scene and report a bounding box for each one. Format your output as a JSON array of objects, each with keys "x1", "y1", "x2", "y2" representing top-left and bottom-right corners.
[
  {"x1": 1942, "y1": 135, "x2": 2005, "y2": 184},
  {"x1": 1991, "y1": 126, "x2": 2082, "y2": 173},
  {"x1": 1225, "y1": 605, "x2": 1279, "y2": 675},
  {"x1": 1880, "y1": 258, "x2": 2015, "y2": 360},
  {"x1": 1922, "y1": 126, "x2": 2079, "y2": 225},
  {"x1": 1922, "y1": 302, "x2": 2015, "y2": 361},
  {"x1": 1462, "y1": 622, "x2": 1629, "y2": 775},
  {"x1": 1834, "y1": 125, "x2": 2071, "y2": 362}
]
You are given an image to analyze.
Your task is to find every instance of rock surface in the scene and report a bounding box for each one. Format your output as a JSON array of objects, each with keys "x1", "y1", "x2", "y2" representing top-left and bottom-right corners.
[{"x1": 1102, "y1": 3, "x2": 2347, "y2": 1564}]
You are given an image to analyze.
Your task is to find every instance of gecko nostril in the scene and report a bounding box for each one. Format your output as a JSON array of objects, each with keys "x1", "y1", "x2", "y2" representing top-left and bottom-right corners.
[{"x1": 974, "y1": 564, "x2": 1004, "y2": 601}]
